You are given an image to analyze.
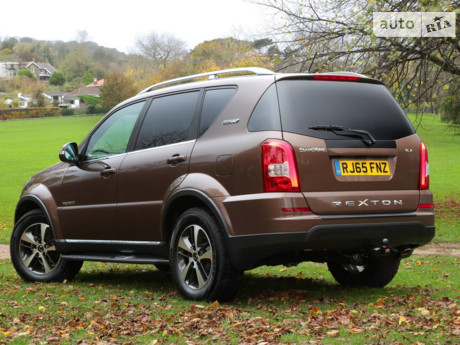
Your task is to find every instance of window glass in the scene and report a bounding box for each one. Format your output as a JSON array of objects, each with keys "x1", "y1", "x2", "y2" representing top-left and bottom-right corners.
[
  {"x1": 200, "y1": 88, "x2": 236, "y2": 135},
  {"x1": 248, "y1": 84, "x2": 282, "y2": 132},
  {"x1": 86, "y1": 101, "x2": 145, "y2": 160},
  {"x1": 135, "y1": 91, "x2": 199, "y2": 150},
  {"x1": 276, "y1": 80, "x2": 415, "y2": 140}
]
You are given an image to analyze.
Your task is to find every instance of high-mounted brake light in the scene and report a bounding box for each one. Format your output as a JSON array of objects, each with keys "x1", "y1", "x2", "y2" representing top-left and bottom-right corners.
[
  {"x1": 261, "y1": 139, "x2": 300, "y2": 192},
  {"x1": 313, "y1": 75, "x2": 361, "y2": 82},
  {"x1": 419, "y1": 141, "x2": 429, "y2": 190}
]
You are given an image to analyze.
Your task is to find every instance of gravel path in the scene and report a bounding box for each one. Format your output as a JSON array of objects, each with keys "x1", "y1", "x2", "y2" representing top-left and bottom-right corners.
[{"x1": 0, "y1": 243, "x2": 459, "y2": 260}]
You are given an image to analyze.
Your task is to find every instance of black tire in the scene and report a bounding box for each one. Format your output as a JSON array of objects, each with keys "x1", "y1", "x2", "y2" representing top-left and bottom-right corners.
[
  {"x1": 154, "y1": 263, "x2": 170, "y2": 272},
  {"x1": 10, "y1": 210, "x2": 83, "y2": 282},
  {"x1": 327, "y1": 257, "x2": 401, "y2": 288},
  {"x1": 169, "y1": 208, "x2": 243, "y2": 302}
]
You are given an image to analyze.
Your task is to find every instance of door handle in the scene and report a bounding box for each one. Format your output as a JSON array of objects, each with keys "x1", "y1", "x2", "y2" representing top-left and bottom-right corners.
[
  {"x1": 100, "y1": 167, "x2": 117, "y2": 178},
  {"x1": 167, "y1": 154, "x2": 187, "y2": 165}
]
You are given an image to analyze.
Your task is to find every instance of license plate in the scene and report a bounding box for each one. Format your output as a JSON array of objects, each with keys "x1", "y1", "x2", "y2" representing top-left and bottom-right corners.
[{"x1": 334, "y1": 160, "x2": 390, "y2": 176}]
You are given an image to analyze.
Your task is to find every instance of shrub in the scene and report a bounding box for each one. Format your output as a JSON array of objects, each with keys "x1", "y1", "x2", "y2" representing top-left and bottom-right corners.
[
  {"x1": 440, "y1": 94, "x2": 460, "y2": 125},
  {"x1": 62, "y1": 108, "x2": 74, "y2": 116},
  {"x1": 77, "y1": 94, "x2": 100, "y2": 107},
  {"x1": 17, "y1": 69, "x2": 36, "y2": 80},
  {"x1": 0, "y1": 107, "x2": 62, "y2": 120}
]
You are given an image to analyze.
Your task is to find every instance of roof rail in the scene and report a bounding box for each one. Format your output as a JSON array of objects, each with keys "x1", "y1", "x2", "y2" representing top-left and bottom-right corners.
[{"x1": 138, "y1": 67, "x2": 275, "y2": 94}]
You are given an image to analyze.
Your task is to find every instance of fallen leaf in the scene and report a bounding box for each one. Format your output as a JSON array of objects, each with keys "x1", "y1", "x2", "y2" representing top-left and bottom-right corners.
[{"x1": 327, "y1": 330, "x2": 340, "y2": 337}]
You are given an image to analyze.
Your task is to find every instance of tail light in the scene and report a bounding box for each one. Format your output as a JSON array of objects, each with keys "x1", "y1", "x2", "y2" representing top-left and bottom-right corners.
[
  {"x1": 261, "y1": 139, "x2": 300, "y2": 192},
  {"x1": 419, "y1": 141, "x2": 429, "y2": 190}
]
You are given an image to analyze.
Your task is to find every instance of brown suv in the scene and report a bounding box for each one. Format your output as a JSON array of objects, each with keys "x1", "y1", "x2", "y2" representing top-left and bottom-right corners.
[{"x1": 10, "y1": 67, "x2": 434, "y2": 301}]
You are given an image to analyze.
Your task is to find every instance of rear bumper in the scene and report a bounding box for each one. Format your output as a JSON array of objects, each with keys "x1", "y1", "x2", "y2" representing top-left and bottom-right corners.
[{"x1": 228, "y1": 221, "x2": 435, "y2": 270}]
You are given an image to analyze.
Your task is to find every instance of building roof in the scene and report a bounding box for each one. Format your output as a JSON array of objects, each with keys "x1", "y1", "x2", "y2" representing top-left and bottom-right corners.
[
  {"x1": 69, "y1": 86, "x2": 101, "y2": 97},
  {"x1": 25, "y1": 62, "x2": 56, "y2": 75}
]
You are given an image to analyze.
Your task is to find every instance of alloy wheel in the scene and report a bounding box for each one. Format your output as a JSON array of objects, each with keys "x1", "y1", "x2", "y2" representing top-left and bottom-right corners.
[{"x1": 176, "y1": 224, "x2": 213, "y2": 290}]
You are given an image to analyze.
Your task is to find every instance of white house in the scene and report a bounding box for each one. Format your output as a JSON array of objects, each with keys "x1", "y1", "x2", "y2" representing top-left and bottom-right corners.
[
  {"x1": 4, "y1": 93, "x2": 32, "y2": 108},
  {"x1": 0, "y1": 62, "x2": 20, "y2": 79},
  {"x1": 44, "y1": 91, "x2": 80, "y2": 109}
]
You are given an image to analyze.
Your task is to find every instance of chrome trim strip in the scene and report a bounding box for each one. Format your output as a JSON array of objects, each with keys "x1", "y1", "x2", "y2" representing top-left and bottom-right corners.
[
  {"x1": 125, "y1": 140, "x2": 196, "y2": 156},
  {"x1": 57, "y1": 204, "x2": 117, "y2": 210},
  {"x1": 61, "y1": 239, "x2": 164, "y2": 246},
  {"x1": 319, "y1": 212, "x2": 416, "y2": 220}
]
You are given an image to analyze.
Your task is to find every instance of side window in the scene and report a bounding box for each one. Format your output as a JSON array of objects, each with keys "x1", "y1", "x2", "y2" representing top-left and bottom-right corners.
[
  {"x1": 200, "y1": 87, "x2": 236, "y2": 136},
  {"x1": 248, "y1": 84, "x2": 282, "y2": 132},
  {"x1": 85, "y1": 101, "x2": 145, "y2": 160},
  {"x1": 135, "y1": 91, "x2": 200, "y2": 150}
]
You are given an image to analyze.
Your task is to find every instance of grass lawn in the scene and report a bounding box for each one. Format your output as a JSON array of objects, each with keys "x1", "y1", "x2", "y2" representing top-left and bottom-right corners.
[
  {"x1": 408, "y1": 114, "x2": 460, "y2": 242},
  {"x1": 0, "y1": 116, "x2": 102, "y2": 243},
  {"x1": 0, "y1": 256, "x2": 458, "y2": 344}
]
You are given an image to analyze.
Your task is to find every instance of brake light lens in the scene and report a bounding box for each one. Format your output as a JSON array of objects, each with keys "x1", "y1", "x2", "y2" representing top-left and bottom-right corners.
[
  {"x1": 313, "y1": 75, "x2": 360, "y2": 82},
  {"x1": 418, "y1": 203, "x2": 434, "y2": 209},
  {"x1": 419, "y1": 141, "x2": 429, "y2": 190},
  {"x1": 261, "y1": 139, "x2": 300, "y2": 192},
  {"x1": 281, "y1": 207, "x2": 311, "y2": 213}
]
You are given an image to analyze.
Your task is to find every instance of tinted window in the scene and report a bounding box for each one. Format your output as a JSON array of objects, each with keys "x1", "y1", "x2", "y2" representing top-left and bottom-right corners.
[
  {"x1": 200, "y1": 88, "x2": 236, "y2": 135},
  {"x1": 86, "y1": 101, "x2": 145, "y2": 160},
  {"x1": 248, "y1": 84, "x2": 282, "y2": 132},
  {"x1": 136, "y1": 91, "x2": 200, "y2": 150},
  {"x1": 277, "y1": 80, "x2": 415, "y2": 140}
]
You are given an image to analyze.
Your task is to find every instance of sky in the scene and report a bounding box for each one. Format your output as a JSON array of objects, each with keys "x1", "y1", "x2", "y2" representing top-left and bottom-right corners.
[{"x1": 0, "y1": 0, "x2": 275, "y2": 53}]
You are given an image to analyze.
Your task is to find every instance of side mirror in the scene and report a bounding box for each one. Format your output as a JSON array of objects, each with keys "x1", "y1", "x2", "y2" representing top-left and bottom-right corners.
[{"x1": 59, "y1": 142, "x2": 79, "y2": 163}]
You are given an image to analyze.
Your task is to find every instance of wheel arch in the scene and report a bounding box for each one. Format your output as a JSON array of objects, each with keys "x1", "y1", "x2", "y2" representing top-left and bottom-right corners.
[
  {"x1": 162, "y1": 189, "x2": 232, "y2": 247},
  {"x1": 15, "y1": 194, "x2": 59, "y2": 239}
]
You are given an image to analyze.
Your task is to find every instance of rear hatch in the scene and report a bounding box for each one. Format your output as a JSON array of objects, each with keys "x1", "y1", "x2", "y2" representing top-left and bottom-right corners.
[{"x1": 276, "y1": 75, "x2": 421, "y2": 215}]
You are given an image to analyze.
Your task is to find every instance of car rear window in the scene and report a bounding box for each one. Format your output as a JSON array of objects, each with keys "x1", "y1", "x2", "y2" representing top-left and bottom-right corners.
[{"x1": 276, "y1": 79, "x2": 415, "y2": 140}]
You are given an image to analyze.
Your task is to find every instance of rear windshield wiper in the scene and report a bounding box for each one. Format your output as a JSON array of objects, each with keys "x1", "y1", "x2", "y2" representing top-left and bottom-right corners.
[{"x1": 309, "y1": 125, "x2": 376, "y2": 146}]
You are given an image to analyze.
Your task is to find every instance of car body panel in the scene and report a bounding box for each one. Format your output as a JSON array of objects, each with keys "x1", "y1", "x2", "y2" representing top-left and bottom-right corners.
[{"x1": 117, "y1": 140, "x2": 196, "y2": 241}]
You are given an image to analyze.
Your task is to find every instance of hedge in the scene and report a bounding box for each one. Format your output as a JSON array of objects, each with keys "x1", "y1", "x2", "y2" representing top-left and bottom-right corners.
[{"x1": 0, "y1": 107, "x2": 62, "y2": 120}]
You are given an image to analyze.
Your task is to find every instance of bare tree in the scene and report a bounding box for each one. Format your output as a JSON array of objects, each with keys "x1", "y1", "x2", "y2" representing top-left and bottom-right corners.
[
  {"x1": 254, "y1": 0, "x2": 459, "y2": 110},
  {"x1": 134, "y1": 32, "x2": 188, "y2": 70}
]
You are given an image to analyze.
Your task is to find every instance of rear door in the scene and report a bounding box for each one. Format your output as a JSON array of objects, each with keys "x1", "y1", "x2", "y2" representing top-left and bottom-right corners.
[
  {"x1": 276, "y1": 77, "x2": 421, "y2": 215},
  {"x1": 117, "y1": 91, "x2": 201, "y2": 241}
]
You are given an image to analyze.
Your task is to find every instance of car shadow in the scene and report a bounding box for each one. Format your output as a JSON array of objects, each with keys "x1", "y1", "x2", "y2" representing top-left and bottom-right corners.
[{"x1": 73, "y1": 262, "x2": 419, "y2": 305}]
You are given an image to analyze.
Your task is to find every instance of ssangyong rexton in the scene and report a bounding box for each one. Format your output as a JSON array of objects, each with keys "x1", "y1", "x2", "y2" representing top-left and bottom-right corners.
[{"x1": 10, "y1": 68, "x2": 435, "y2": 301}]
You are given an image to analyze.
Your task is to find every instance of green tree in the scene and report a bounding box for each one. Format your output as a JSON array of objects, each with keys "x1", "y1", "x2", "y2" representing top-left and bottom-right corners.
[
  {"x1": 49, "y1": 71, "x2": 66, "y2": 86},
  {"x1": 82, "y1": 70, "x2": 94, "y2": 85},
  {"x1": 17, "y1": 68, "x2": 36, "y2": 80},
  {"x1": 60, "y1": 51, "x2": 93, "y2": 80},
  {"x1": 1, "y1": 38, "x2": 16, "y2": 51},
  {"x1": 440, "y1": 81, "x2": 460, "y2": 124},
  {"x1": 100, "y1": 72, "x2": 138, "y2": 110},
  {"x1": 11, "y1": 98, "x2": 20, "y2": 108},
  {"x1": 34, "y1": 91, "x2": 46, "y2": 107}
]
